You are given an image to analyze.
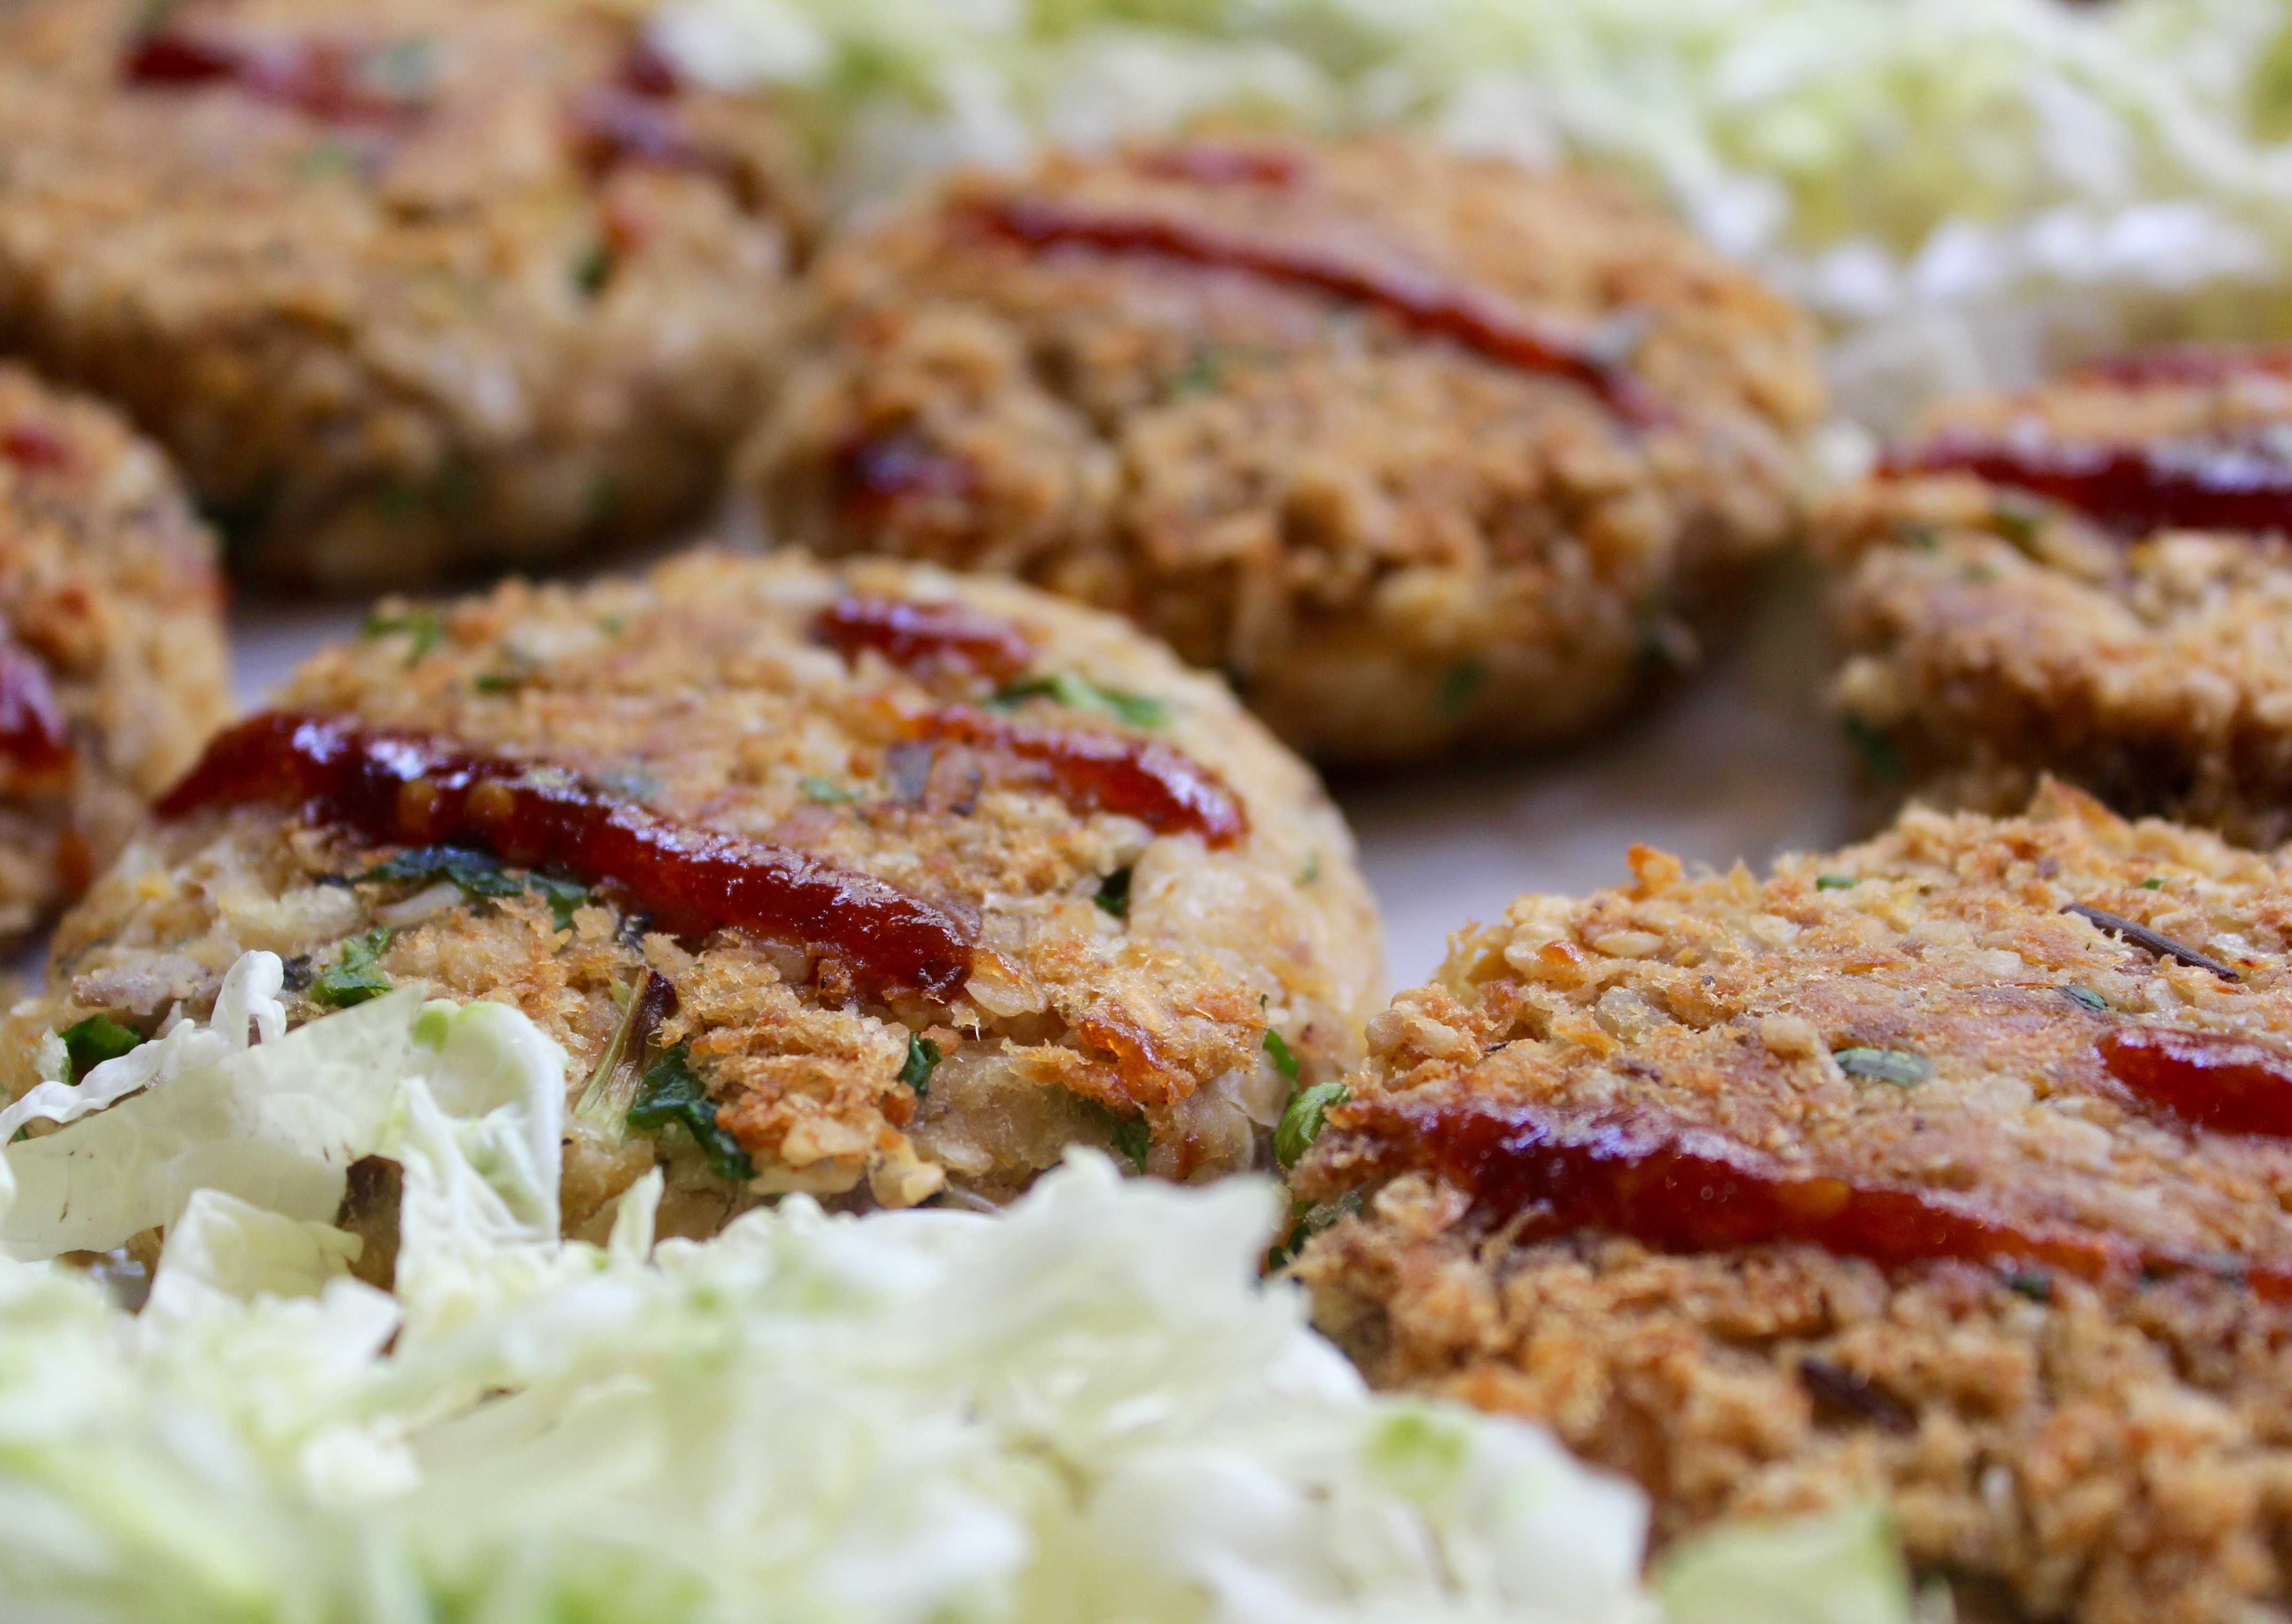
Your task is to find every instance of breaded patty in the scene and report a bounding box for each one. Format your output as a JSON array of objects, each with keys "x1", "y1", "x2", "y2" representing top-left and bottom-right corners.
[
  {"x1": 1828, "y1": 345, "x2": 2292, "y2": 845},
  {"x1": 740, "y1": 138, "x2": 1825, "y2": 764},
  {"x1": 1291, "y1": 787, "x2": 2292, "y2": 1624},
  {"x1": 4, "y1": 549, "x2": 1381, "y2": 1248},
  {"x1": 0, "y1": 365, "x2": 230, "y2": 939},
  {"x1": 0, "y1": 0, "x2": 801, "y2": 587}
]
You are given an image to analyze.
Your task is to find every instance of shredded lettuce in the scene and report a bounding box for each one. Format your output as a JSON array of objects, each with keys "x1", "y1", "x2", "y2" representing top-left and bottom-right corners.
[
  {"x1": 0, "y1": 952, "x2": 1912, "y2": 1622},
  {"x1": 646, "y1": 0, "x2": 2292, "y2": 432}
]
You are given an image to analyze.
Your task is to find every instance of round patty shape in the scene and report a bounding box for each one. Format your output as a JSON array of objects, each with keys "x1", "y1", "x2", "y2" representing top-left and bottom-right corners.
[
  {"x1": 1828, "y1": 344, "x2": 2292, "y2": 845},
  {"x1": 0, "y1": 364, "x2": 230, "y2": 939},
  {"x1": 7, "y1": 549, "x2": 1382, "y2": 1247},
  {"x1": 1291, "y1": 784, "x2": 2292, "y2": 1624},
  {"x1": 0, "y1": 0, "x2": 801, "y2": 588},
  {"x1": 740, "y1": 138, "x2": 1825, "y2": 764}
]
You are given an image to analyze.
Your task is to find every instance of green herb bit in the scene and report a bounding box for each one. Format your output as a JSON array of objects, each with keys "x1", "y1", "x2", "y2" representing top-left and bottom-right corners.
[
  {"x1": 799, "y1": 775, "x2": 857, "y2": 804},
  {"x1": 1110, "y1": 1112, "x2": 1152, "y2": 1173},
  {"x1": 1815, "y1": 875, "x2": 1858, "y2": 891},
  {"x1": 1436, "y1": 659, "x2": 1487, "y2": 717},
  {"x1": 1833, "y1": 1046, "x2": 1932, "y2": 1087},
  {"x1": 1297, "y1": 853, "x2": 1321, "y2": 885},
  {"x1": 1266, "y1": 1189, "x2": 1362, "y2": 1272},
  {"x1": 1275, "y1": 1079, "x2": 1347, "y2": 1170},
  {"x1": 360, "y1": 608, "x2": 442, "y2": 665},
  {"x1": 59, "y1": 1015, "x2": 142, "y2": 1085},
  {"x1": 2007, "y1": 1269, "x2": 2053, "y2": 1304},
  {"x1": 573, "y1": 241, "x2": 613, "y2": 297},
  {"x1": 992, "y1": 672, "x2": 1167, "y2": 729},
  {"x1": 1263, "y1": 1027, "x2": 1300, "y2": 1083},
  {"x1": 1897, "y1": 523, "x2": 1938, "y2": 552},
  {"x1": 289, "y1": 139, "x2": 361, "y2": 181},
  {"x1": 472, "y1": 669, "x2": 526, "y2": 694},
  {"x1": 2062, "y1": 984, "x2": 2110, "y2": 1015},
  {"x1": 1094, "y1": 866, "x2": 1133, "y2": 920},
  {"x1": 628, "y1": 1043, "x2": 753, "y2": 1183},
  {"x1": 1843, "y1": 716, "x2": 1903, "y2": 781},
  {"x1": 899, "y1": 1033, "x2": 942, "y2": 1095},
  {"x1": 309, "y1": 928, "x2": 394, "y2": 1008},
  {"x1": 531, "y1": 873, "x2": 587, "y2": 932},
  {"x1": 363, "y1": 845, "x2": 523, "y2": 899},
  {"x1": 1990, "y1": 505, "x2": 2041, "y2": 550},
  {"x1": 1167, "y1": 347, "x2": 1227, "y2": 398},
  {"x1": 2140, "y1": 876, "x2": 2167, "y2": 890}
]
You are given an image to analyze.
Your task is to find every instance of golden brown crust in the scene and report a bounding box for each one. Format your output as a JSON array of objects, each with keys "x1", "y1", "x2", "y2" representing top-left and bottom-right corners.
[
  {"x1": 0, "y1": 364, "x2": 231, "y2": 938},
  {"x1": 10, "y1": 548, "x2": 1382, "y2": 1237},
  {"x1": 1824, "y1": 360, "x2": 2292, "y2": 844},
  {"x1": 1293, "y1": 789, "x2": 2292, "y2": 1623},
  {"x1": 742, "y1": 138, "x2": 1825, "y2": 763},
  {"x1": 0, "y1": 0, "x2": 802, "y2": 587}
]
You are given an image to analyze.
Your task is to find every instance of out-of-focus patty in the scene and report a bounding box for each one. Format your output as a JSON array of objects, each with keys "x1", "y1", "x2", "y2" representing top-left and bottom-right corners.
[
  {"x1": 1292, "y1": 786, "x2": 2292, "y2": 1624},
  {"x1": 0, "y1": 364, "x2": 230, "y2": 938},
  {"x1": 1827, "y1": 345, "x2": 2292, "y2": 844},
  {"x1": 742, "y1": 137, "x2": 1826, "y2": 764},
  {"x1": 4, "y1": 549, "x2": 1382, "y2": 1248},
  {"x1": 0, "y1": 0, "x2": 801, "y2": 587}
]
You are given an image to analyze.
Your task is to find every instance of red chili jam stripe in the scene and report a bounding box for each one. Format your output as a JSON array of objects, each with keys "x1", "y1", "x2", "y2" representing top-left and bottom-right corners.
[
  {"x1": 124, "y1": 30, "x2": 428, "y2": 123},
  {"x1": 0, "y1": 640, "x2": 72, "y2": 783},
  {"x1": 828, "y1": 430, "x2": 975, "y2": 521},
  {"x1": 0, "y1": 424, "x2": 71, "y2": 472},
  {"x1": 2100, "y1": 1025, "x2": 2292, "y2": 1139},
  {"x1": 2073, "y1": 344, "x2": 2292, "y2": 390},
  {"x1": 816, "y1": 597, "x2": 1034, "y2": 684},
  {"x1": 966, "y1": 197, "x2": 1664, "y2": 426},
  {"x1": 920, "y1": 706, "x2": 1246, "y2": 848},
  {"x1": 156, "y1": 712, "x2": 973, "y2": 999},
  {"x1": 1890, "y1": 430, "x2": 2292, "y2": 537},
  {"x1": 571, "y1": 87, "x2": 728, "y2": 181},
  {"x1": 1323, "y1": 1093, "x2": 2292, "y2": 1302},
  {"x1": 1134, "y1": 144, "x2": 1310, "y2": 187}
]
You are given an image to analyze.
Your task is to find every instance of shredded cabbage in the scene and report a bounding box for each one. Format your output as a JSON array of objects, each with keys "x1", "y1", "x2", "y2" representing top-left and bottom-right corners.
[
  {"x1": 646, "y1": 0, "x2": 2292, "y2": 431},
  {"x1": 0, "y1": 954, "x2": 1912, "y2": 1622}
]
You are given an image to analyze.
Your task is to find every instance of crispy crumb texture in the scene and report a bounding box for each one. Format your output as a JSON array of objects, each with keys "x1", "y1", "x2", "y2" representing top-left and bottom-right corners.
[{"x1": 1296, "y1": 786, "x2": 2292, "y2": 1624}]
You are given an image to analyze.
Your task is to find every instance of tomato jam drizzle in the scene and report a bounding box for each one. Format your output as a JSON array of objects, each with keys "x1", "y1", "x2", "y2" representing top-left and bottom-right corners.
[
  {"x1": 156, "y1": 712, "x2": 973, "y2": 999},
  {"x1": 0, "y1": 640, "x2": 71, "y2": 785},
  {"x1": 1320, "y1": 1093, "x2": 2292, "y2": 1302},
  {"x1": 827, "y1": 430, "x2": 975, "y2": 521},
  {"x1": 2100, "y1": 1026, "x2": 2292, "y2": 1139},
  {"x1": 123, "y1": 29, "x2": 429, "y2": 124},
  {"x1": 571, "y1": 47, "x2": 732, "y2": 184},
  {"x1": 1891, "y1": 429, "x2": 2292, "y2": 538},
  {"x1": 965, "y1": 197, "x2": 1663, "y2": 425},
  {"x1": 2073, "y1": 344, "x2": 2292, "y2": 390},
  {"x1": 1134, "y1": 144, "x2": 1310, "y2": 187},
  {"x1": 0, "y1": 424, "x2": 70, "y2": 473},
  {"x1": 816, "y1": 597, "x2": 1034, "y2": 685},
  {"x1": 919, "y1": 708, "x2": 1246, "y2": 848}
]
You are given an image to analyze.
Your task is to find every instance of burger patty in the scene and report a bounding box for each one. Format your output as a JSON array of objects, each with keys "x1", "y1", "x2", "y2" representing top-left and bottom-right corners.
[
  {"x1": 1291, "y1": 786, "x2": 2292, "y2": 1624},
  {"x1": 3, "y1": 549, "x2": 1383, "y2": 1250},
  {"x1": 0, "y1": 0, "x2": 802, "y2": 588},
  {"x1": 1827, "y1": 344, "x2": 2292, "y2": 845},
  {"x1": 0, "y1": 363, "x2": 230, "y2": 939},
  {"x1": 741, "y1": 137, "x2": 1826, "y2": 765}
]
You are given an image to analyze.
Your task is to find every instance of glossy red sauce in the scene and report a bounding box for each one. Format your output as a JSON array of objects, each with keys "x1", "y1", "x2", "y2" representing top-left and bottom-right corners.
[
  {"x1": 828, "y1": 429, "x2": 975, "y2": 521},
  {"x1": 2100, "y1": 1025, "x2": 2292, "y2": 1139},
  {"x1": 1135, "y1": 145, "x2": 1310, "y2": 187},
  {"x1": 919, "y1": 707, "x2": 1246, "y2": 848},
  {"x1": 1330, "y1": 1093, "x2": 2292, "y2": 1301},
  {"x1": 816, "y1": 596, "x2": 1034, "y2": 685},
  {"x1": 0, "y1": 640, "x2": 72, "y2": 784},
  {"x1": 2074, "y1": 344, "x2": 2292, "y2": 390},
  {"x1": 1891, "y1": 430, "x2": 2292, "y2": 537},
  {"x1": 965, "y1": 197, "x2": 1664, "y2": 425},
  {"x1": 156, "y1": 712, "x2": 973, "y2": 999},
  {"x1": 0, "y1": 423, "x2": 71, "y2": 472},
  {"x1": 123, "y1": 29, "x2": 428, "y2": 124}
]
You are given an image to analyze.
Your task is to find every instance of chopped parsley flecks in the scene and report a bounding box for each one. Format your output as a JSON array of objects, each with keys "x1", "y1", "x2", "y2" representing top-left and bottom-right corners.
[
  {"x1": 309, "y1": 928, "x2": 394, "y2": 1009},
  {"x1": 1110, "y1": 1113, "x2": 1152, "y2": 1173},
  {"x1": 628, "y1": 1043, "x2": 753, "y2": 1183},
  {"x1": 1298, "y1": 853, "x2": 1321, "y2": 886},
  {"x1": 364, "y1": 845, "x2": 524, "y2": 898},
  {"x1": 2063, "y1": 984, "x2": 2111, "y2": 1015},
  {"x1": 1094, "y1": 866, "x2": 1133, "y2": 920},
  {"x1": 2141, "y1": 877, "x2": 2167, "y2": 890},
  {"x1": 2008, "y1": 1270, "x2": 2054, "y2": 1304},
  {"x1": 1897, "y1": 523, "x2": 1938, "y2": 552},
  {"x1": 1266, "y1": 1189, "x2": 1361, "y2": 1273},
  {"x1": 1844, "y1": 717, "x2": 1903, "y2": 781},
  {"x1": 1815, "y1": 875, "x2": 1858, "y2": 891},
  {"x1": 992, "y1": 672, "x2": 1167, "y2": 729},
  {"x1": 573, "y1": 241, "x2": 613, "y2": 297},
  {"x1": 1437, "y1": 659, "x2": 1487, "y2": 717},
  {"x1": 899, "y1": 1033, "x2": 942, "y2": 1096},
  {"x1": 531, "y1": 874, "x2": 588, "y2": 931},
  {"x1": 59, "y1": 1015, "x2": 142, "y2": 1085},
  {"x1": 360, "y1": 609, "x2": 442, "y2": 666},
  {"x1": 1275, "y1": 1079, "x2": 1346, "y2": 1170},
  {"x1": 1990, "y1": 506, "x2": 2041, "y2": 551},
  {"x1": 1262, "y1": 1028, "x2": 1300, "y2": 1082},
  {"x1": 799, "y1": 776, "x2": 857, "y2": 804},
  {"x1": 1833, "y1": 1046, "x2": 1932, "y2": 1087}
]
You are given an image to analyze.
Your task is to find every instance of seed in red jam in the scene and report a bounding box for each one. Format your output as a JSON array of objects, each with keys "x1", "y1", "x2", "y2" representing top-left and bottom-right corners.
[
  {"x1": 0, "y1": 640, "x2": 71, "y2": 785},
  {"x1": 1314, "y1": 1093, "x2": 2292, "y2": 1303},
  {"x1": 156, "y1": 712, "x2": 973, "y2": 999},
  {"x1": 2099, "y1": 1025, "x2": 2292, "y2": 1140},
  {"x1": 2073, "y1": 344, "x2": 2292, "y2": 390},
  {"x1": 123, "y1": 30, "x2": 430, "y2": 124},
  {"x1": 964, "y1": 196, "x2": 1664, "y2": 426},
  {"x1": 918, "y1": 707, "x2": 1246, "y2": 848},
  {"x1": 816, "y1": 597, "x2": 1034, "y2": 685},
  {"x1": 1891, "y1": 430, "x2": 2292, "y2": 538},
  {"x1": 0, "y1": 424, "x2": 70, "y2": 472}
]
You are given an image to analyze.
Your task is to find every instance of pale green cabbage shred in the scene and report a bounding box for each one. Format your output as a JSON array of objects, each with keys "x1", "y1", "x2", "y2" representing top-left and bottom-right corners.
[
  {"x1": 0, "y1": 953, "x2": 1909, "y2": 1621},
  {"x1": 647, "y1": 0, "x2": 2292, "y2": 431}
]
